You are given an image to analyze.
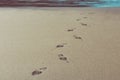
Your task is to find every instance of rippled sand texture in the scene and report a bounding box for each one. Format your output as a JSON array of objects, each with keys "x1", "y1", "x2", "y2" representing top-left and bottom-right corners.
[{"x1": 0, "y1": 8, "x2": 120, "y2": 80}]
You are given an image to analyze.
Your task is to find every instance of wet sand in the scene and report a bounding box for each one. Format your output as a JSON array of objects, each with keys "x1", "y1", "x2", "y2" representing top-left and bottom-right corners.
[{"x1": 0, "y1": 7, "x2": 120, "y2": 80}]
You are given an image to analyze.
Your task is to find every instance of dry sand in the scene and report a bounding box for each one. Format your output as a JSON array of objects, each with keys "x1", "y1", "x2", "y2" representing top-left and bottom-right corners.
[{"x1": 0, "y1": 7, "x2": 120, "y2": 80}]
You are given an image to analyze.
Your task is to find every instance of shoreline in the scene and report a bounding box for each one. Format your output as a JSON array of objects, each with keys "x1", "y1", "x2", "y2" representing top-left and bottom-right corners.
[{"x1": 0, "y1": 8, "x2": 120, "y2": 80}]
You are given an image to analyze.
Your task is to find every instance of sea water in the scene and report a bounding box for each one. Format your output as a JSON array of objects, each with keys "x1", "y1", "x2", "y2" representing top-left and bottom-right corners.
[
  {"x1": 78, "y1": 0, "x2": 120, "y2": 7},
  {"x1": 94, "y1": 0, "x2": 120, "y2": 7}
]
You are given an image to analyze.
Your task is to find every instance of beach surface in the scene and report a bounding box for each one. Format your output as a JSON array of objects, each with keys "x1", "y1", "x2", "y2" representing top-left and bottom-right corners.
[{"x1": 0, "y1": 7, "x2": 120, "y2": 80}]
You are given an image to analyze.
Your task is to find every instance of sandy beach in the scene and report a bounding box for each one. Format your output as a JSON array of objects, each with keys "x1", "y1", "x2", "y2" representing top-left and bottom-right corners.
[{"x1": 0, "y1": 7, "x2": 120, "y2": 80}]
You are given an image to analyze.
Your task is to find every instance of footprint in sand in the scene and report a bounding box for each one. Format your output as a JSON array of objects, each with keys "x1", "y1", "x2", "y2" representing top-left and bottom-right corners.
[
  {"x1": 56, "y1": 43, "x2": 67, "y2": 48},
  {"x1": 88, "y1": 12, "x2": 95, "y2": 14},
  {"x1": 32, "y1": 70, "x2": 42, "y2": 76},
  {"x1": 32, "y1": 67, "x2": 47, "y2": 76},
  {"x1": 67, "y1": 28, "x2": 76, "y2": 32},
  {"x1": 50, "y1": 43, "x2": 67, "y2": 52},
  {"x1": 58, "y1": 54, "x2": 69, "y2": 63},
  {"x1": 76, "y1": 19, "x2": 81, "y2": 21},
  {"x1": 40, "y1": 67, "x2": 47, "y2": 71},
  {"x1": 83, "y1": 17, "x2": 88, "y2": 19},
  {"x1": 73, "y1": 35, "x2": 82, "y2": 40},
  {"x1": 56, "y1": 44, "x2": 64, "y2": 48},
  {"x1": 80, "y1": 23, "x2": 88, "y2": 26}
]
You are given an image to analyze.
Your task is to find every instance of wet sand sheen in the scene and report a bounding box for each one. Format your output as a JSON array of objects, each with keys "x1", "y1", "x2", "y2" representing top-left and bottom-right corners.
[{"x1": 0, "y1": 8, "x2": 120, "y2": 80}]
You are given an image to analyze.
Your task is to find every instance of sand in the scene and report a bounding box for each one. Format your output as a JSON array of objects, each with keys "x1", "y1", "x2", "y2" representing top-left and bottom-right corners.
[{"x1": 0, "y1": 7, "x2": 120, "y2": 80}]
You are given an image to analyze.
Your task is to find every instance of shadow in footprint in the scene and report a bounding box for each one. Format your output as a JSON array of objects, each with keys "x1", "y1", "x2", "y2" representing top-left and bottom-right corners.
[
  {"x1": 67, "y1": 28, "x2": 76, "y2": 32},
  {"x1": 32, "y1": 70, "x2": 42, "y2": 76},
  {"x1": 32, "y1": 67, "x2": 47, "y2": 76},
  {"x1": 56, "y1": 45, "x2": 64, "y2": 48}
]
